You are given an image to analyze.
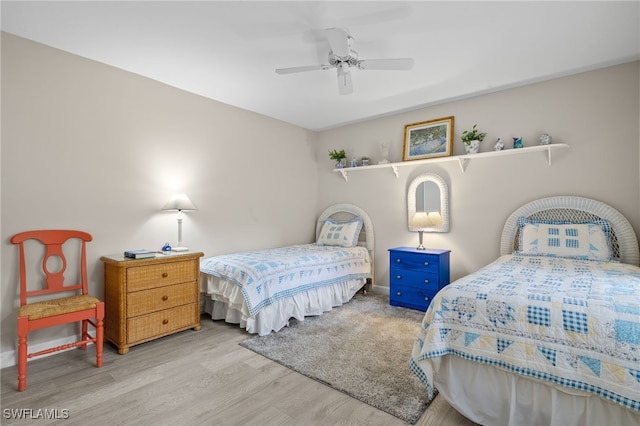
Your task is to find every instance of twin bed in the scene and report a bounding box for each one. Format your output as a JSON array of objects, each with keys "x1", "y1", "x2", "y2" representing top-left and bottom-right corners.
[
  {"x1": 410, "y1": 196, "x2": 640, "y2": 425},
  {"x1": 199, "y1": 203, "x2": 374, "y2": 336}
]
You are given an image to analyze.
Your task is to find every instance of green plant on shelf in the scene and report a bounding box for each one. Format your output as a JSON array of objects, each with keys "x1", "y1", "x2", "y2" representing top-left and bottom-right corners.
[
  {"x1": 328, "y1": 149, "x2": 347, "y2": 161},
  {"x1": 460, "y1": 124, "x2": 487, "y2": 144}
]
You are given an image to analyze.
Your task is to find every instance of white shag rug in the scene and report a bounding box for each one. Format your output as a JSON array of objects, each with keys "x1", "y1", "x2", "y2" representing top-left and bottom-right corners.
[{"x1": 239, "y1": 293, "x2": 434, "y2": 424}]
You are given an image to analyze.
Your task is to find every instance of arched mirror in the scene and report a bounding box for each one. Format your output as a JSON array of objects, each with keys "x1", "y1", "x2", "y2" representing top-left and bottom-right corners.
[{"x1": 407, "y1": 173, "x2": 449, "y2": 232}]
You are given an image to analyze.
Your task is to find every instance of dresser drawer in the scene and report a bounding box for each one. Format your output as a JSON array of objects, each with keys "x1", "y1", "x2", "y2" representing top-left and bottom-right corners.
[
  {"x1": 126, "y1": 260, "x2": 196, "y2": 292},
  {"x1": 390, "y1": 252, "x2": 440, "y2": 272},
  {"x1": 127, "y1": 303, "x2": 198, "y2": 344},
  {"x1": 389, "y1": 268, "x2": 438, "y2": 288},
  {"x1": 390, "y1": 284, "x2": 436, "y2": 311},
  {"x1": 127, "y1": 281, "x2": 198, "y2": 317}
]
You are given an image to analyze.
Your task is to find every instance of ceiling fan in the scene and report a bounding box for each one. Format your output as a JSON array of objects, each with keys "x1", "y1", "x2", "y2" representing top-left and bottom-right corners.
[{"x1": 275, "y1": 28, "x2": 414, "y2": 95}]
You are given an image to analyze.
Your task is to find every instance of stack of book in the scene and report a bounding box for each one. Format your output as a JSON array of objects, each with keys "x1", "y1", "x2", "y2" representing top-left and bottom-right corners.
[{"x1": 124, "y1": 249, "x2": 157, "y2": 259}]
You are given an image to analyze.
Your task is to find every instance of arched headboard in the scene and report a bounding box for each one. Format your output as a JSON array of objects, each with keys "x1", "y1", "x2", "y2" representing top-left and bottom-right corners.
[
  {"x1": 317, "y1": 203, "x2": 375, "y2": 287},
  {"x1": 500, "y1": 196, "x2": 639, "y2": 266}
]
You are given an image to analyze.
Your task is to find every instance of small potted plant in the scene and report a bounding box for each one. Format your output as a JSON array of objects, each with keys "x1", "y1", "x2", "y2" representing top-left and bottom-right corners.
[
  {"x1": 360, "y1": 156, "x2": 370, "y2": 166},
  {"x1": 461, "y1": 124, "x2": 487, "y2": 154},
  {"x1": 328, "y1": 149, "x2": 347, "y2": 168}
]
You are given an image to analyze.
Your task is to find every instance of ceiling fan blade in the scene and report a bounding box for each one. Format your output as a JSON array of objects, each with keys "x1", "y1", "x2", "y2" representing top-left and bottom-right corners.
[
  {"x1": 336, "y1": 63, "x2": 353, "y2": 95},
  {"x1": 275, "y1": 64, "x2": 330, "y2": 74},
  {"x1": 357, "y1": 58, "x2": 415, "y2": 70},
  {"x1": 326, "y1": 27, "x2": 350, "y2": 57}
]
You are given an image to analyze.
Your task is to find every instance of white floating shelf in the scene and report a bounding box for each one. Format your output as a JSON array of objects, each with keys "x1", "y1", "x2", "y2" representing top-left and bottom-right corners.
[{"x1": 333, "y1": 144, "x2": 569, "y2": 181}]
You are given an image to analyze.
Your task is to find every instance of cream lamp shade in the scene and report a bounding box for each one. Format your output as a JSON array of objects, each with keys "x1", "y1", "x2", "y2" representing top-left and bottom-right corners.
[
  {"x1": 162, "y1": 193, "x2": 197, "y2": 212},
  {"x1": 162, "y1": 194, "x2": 197, "y2": 251},
  {"x1": 410, "y1": 212, "x2": 432, "y2": 229}
]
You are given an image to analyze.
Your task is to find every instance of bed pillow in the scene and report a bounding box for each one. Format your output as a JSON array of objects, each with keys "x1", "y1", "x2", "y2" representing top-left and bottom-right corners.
[
  {"x1": 316, "y1": 217, "x2": 363, "y2": 248},
  {"x1": 515, "y1": 217, "x2": 613, "y2": 261}
]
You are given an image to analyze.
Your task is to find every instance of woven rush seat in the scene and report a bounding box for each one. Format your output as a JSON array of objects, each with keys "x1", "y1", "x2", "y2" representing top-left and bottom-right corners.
[{"x1": 19, "y1": 295, "x2": 101, "y2": 320}]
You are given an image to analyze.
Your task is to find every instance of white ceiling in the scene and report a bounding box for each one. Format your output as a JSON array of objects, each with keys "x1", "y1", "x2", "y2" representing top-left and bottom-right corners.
[{"x1": 2, "y1": 1, "x2": 639, "y2": 131}]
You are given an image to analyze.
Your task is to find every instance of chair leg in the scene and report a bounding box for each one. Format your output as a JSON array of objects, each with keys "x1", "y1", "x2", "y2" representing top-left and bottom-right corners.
[
  {"x1": 95, "y1": 303, "x2": 104, "y2": 368},
  {"x1": 81, "y1": 319, "x2": 88, "y2": 350},
  {"x1": 17, "y1": 317, "x2": 28, "y2": 392}
]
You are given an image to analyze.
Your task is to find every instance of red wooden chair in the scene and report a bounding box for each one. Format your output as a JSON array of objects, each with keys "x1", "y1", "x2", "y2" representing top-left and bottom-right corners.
[{"x1": 10, "y1": 230, "x2": 104, "y2": 391}]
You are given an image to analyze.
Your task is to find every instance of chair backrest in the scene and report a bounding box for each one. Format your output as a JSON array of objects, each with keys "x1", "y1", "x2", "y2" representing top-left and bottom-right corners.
[{"x1": 10, "y1": 230, "x2": 93, "y2": 306}]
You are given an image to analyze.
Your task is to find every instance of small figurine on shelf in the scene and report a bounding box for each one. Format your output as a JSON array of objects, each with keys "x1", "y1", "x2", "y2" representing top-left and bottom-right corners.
[
  {"x1": 539, "y1": 133, "x2": 552, "y2": 145},
  {"x1": 513, "y1": 137, "x2": 524, "y2": 149},
  {"x1": 351, "y1": 157, "x2": 358, "y2": 167},
  {"x1": 494, "y1": 138, "x2": 504, "y2": 151},
  {"x1": 378, "y1": 143, "x2": 390, "y2": 164}
]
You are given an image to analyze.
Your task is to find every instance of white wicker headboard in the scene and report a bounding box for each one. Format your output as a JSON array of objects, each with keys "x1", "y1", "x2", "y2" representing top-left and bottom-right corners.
[
  {"x1": 316, "y1": 203, "x2": 375, "y2": 285},
  {"x1": 500, "y1": 196, "x2": 639, "y2": 266}
]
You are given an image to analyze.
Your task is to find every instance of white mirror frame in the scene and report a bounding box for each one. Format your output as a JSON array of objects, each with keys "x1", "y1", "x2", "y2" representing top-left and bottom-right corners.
[{"x1": 407, "y1": 173, "x2": 450, "y2": 232}]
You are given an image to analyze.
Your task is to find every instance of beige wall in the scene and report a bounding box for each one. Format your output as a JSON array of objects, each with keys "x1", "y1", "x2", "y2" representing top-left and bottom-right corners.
[
  {"x1": 1, "y1": 32, "x2": 639, "y2": 363},
  {"x1": 316, "y1": 61, "x2": 640, "y2": 288},
  {"x1": 0, "y1": 33, "x2": 319, "y2": 359}
]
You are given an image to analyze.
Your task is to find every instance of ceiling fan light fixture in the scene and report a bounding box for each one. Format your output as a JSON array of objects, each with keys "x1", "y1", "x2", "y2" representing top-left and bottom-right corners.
[{"x1": 276, "y1": 27, "x2": 414, "y2": 95}]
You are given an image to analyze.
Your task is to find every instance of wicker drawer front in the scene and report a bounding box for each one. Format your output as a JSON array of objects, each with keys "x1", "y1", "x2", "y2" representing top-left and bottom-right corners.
[
  {"x1": 127, "y1": 303, "x2": 197, "y2": 344},
  {"x1": 127, "y1": 282, "x2": 197, "y2": 317},
  {"x1": 126, "y1": 260, "x2": 196, "y2": 292}
]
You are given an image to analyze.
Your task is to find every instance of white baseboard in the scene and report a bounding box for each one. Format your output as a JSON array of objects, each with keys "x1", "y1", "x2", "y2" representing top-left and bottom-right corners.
[
  {"x1": 370, "y1": 284, "x2": 390, "y2": 295},
  {"x1": 1, "y1": 336, "x2": 89, "y2": 369}
]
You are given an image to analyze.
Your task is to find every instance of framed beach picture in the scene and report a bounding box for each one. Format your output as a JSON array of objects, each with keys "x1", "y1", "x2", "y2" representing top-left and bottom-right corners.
[{"x1": 403, "y1": 116, "x2": 454, "y2": 161}]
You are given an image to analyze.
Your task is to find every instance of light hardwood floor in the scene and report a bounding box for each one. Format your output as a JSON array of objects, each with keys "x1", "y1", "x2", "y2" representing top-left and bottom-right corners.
[{"x1": 1, "y1": 316, "x2": 477, "y2": 425}]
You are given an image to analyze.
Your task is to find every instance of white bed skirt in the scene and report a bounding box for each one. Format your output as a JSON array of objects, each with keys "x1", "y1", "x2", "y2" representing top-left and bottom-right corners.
[
  {"x1": 200, "y1": 273, "x2": 365, "y2": 336},
  {"x1": 433, "y1": 355, "x2": 640, "y2": 426}
]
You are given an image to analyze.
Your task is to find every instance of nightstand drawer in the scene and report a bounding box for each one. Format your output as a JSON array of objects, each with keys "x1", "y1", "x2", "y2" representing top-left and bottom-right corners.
[
  {"x1": 389, "y1": 269, "x2": 437, "y2": 288},
  {"x1": 127, "y1": 281, "x2": 198, "y2": 317},
  {"x1": 390, "y1": 252, "x2": 440, "y2": 272},
  {"x1": 390, "y1": 284, "x2": 436, "y2": 311},
  {"x1": 127, "y1": 303, "x2": 198, "y2": 344},
  {"x1": 126, "y1": 260, "x2": 197, "y2": 292}
]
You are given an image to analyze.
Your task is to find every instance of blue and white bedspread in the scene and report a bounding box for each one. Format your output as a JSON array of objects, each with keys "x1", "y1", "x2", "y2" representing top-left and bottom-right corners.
[
  {"x1": 200, "y1": 244, "x2": 370, "y2": 317},
  {"x1": 410, "y1": 254, "x2": 640, "y2": 412}
]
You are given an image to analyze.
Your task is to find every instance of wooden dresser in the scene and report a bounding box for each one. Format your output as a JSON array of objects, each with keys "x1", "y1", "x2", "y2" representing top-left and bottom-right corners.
[
  {"x1": 388, "y1": 247, "x2": 450, "y2": 311},
  {"x1": 100, "y1": 251, "x2": 204, "y2": 354}
]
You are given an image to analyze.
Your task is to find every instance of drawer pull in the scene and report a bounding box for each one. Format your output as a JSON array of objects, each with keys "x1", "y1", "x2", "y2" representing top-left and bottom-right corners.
[
  {"x1": 424, "y1": 279, "x2": 429, "y2": 284},
  {"x1": 162, "y1": 295, "x2": 169, "y2": 301},
  {"x1": 162, "y1": 319, "x2": 169, "y2": 325},
  {"x1": 424, "y1": 261, "x2": 429, "y2": 266},
  {"x1": 162, "y1": 272, "x2": 168, "y2": 278},
  {"x1": 396, "y1": 258, "x2": 401, "y2": 263},
  {"x1": 424, "y1": 296, "x2": 430, "y2": 301},
  {"x1": 396, "y1": 291, "x2": 402, "y2": 296},
  {"x1": 396, "y1": 275, "x2": 402, "y2": 280}
]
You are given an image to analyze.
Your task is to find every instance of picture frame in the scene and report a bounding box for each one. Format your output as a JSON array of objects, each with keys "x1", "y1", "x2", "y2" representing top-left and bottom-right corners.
[{"x1": 403, "y1": 116, "x2": 454, "y2": 161}]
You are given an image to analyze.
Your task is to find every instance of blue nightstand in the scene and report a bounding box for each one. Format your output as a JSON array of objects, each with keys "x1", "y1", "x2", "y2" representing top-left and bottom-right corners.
[{"x1": 388, "y1": 247, "x2": 451, "y2": 311}]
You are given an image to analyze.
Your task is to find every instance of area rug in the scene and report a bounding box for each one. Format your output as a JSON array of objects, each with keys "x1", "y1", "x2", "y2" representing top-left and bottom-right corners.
[{"x1": 239, "y1": 293, "x2": 433, "y2": 424}]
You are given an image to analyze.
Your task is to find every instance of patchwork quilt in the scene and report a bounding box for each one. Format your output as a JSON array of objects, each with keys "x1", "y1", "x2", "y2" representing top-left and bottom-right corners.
[
  {"x1": 200, "y1": 244, "x2": 370, "y2": 317},
  {"x1": 410, "y1": 255, "x2": 640, "y2": 412}
]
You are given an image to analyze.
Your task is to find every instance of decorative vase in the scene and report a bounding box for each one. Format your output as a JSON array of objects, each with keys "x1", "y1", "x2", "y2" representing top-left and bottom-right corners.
[
  {"x1": 464, "y1": 140, "x2": 480, "y2": 154},
  {"x1": 513, "y1": 137, "x2": 524, "y2": 149},
  {"x1": 335, "y1": 160, "x2": 345, "y2": 168},
  {"x1": 539, "y1": 133, "x2": 552, "y2": 145},
  {"x1": 494, "y1": 138, "x2": 504, "y2": 151}
]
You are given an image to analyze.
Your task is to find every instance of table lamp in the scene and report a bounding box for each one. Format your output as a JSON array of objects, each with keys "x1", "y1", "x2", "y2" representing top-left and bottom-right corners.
[
  {"x1": 410, "y1": 211, "x2": 442, "y2": 250},
  {"x1": 162, "y1": 193, "x2": 197, "y2": 251}
]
